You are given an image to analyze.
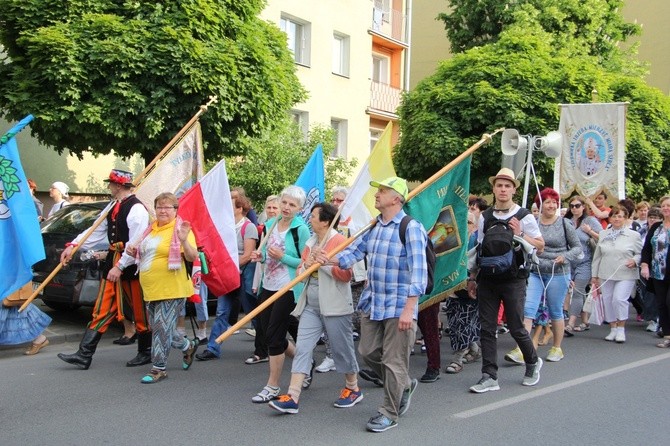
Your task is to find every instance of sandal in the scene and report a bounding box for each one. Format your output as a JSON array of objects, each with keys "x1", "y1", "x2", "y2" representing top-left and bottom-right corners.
[
  {"x1": 445, "y1": 362, "x2": 463, "y2": 374},
  {"x1": 656, "y1": 339, "x2": 670, "y2": 348},
  {"x1": 462, "y1": 349, "x2": 481, "y2": 364},
  {"x1": 141, "y1": 369, "x2": 167, "y2": 384},
  {"x1": 540, "y1": 329, "x2": 554, "y2": 345},
  {"x1": 251, "y1": 385, "x2": 280, "y2": 403},
  {"x1": 182, "y1": 338, "x2": 199, "y2": 370},
  {"x1": 573, "y1": 323, "x2": 590, "y2": 332},
  {"x1": 245, "y1": 354, "x2": 269, "y2": 365}
]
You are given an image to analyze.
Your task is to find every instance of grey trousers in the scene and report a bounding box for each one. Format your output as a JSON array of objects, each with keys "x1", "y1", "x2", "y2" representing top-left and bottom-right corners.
[
  {"x1": 358, "y1": 314, "x2": 416, "y2": 421},
  {"x1": 291, "y1": 304, "x2": 359, "y2": 376}
]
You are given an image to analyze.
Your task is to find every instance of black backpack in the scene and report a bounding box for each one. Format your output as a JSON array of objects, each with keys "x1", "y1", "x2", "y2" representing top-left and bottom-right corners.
[
  {"x1": 477, "y1": 207, "x2": 531, "y2": 279},
  {"x1": 399, "y1": 215, "x2": 436, "y2": 295}
]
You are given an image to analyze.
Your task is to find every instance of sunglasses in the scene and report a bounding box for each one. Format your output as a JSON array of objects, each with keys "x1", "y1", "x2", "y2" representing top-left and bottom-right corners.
[{"x1": 569, "y1": 203, "x2": 582, "y2": 209}]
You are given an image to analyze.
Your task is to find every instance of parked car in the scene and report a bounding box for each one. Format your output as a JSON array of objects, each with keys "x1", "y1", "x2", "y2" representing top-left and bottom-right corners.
[{"x1": 32, "y1": 201, "x2": 109, "y2": 311}]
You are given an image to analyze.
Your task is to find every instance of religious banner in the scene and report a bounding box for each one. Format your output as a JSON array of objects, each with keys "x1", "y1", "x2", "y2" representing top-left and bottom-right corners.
[
  {"x1": 403, "y1": 156, "x2": 471, "y2": 309},
  {"x1": 553, "y1": 102, "x2": 627, "y2": 200}
]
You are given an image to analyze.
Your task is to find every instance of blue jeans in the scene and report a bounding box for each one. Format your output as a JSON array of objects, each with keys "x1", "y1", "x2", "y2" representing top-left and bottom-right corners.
[
  {"x1": 525, "y1": 271, "x2": 571, "y2": 321},
  {"x1": 206, "y1": 265, "x2": 257, "y2": 357}
]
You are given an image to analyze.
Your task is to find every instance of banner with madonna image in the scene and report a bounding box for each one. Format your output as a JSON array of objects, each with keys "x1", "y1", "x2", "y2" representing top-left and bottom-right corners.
[{"x1": 553, "y1": 102, "x2": 627, "y2": 200}]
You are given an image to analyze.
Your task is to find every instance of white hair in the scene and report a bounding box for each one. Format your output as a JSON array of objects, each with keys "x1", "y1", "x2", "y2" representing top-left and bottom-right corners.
[{"x1": 280, "y1": 185, "x2": 306, "y2": 208}]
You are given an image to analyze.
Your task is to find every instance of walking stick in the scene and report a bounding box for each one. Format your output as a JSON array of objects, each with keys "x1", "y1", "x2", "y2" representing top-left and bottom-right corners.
[
  {"x1": 215, "y1": 128, "x2": 503, "y2": 344},
  {"x1": 19, "y1": 97, "x2": 218, "y2": 312}
]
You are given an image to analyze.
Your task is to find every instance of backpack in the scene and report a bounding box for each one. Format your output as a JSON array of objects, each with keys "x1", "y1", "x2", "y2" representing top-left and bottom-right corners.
[
  {"x1": 477, "y1": 207, "x2": 531, "y2": 279},
  {"x1": 241, "y1": 220, "x2": 263, "y2": 249},
  {"x1": 399, "y1": 215, "x2": 436, "y2": 295}
]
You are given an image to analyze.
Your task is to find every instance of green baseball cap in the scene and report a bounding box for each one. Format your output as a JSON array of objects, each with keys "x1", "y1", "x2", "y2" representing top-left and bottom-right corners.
[{"x1": 370, "y1": 176, "x2": 408, "y2": 200}]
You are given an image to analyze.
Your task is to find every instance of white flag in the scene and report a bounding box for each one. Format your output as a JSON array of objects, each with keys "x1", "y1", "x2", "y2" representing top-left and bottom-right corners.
[
  {"x1": 553, "y1": 103, "x2": 627, "y2": 200},
  {"x1": 136, "y1": 122, "x2": 205, "y2": 215}
]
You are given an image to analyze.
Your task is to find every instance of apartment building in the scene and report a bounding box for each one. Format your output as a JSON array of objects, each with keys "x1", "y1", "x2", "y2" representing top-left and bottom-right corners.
[{"x1": 262, "y1": 0, "x2": 412, "y2": 160}]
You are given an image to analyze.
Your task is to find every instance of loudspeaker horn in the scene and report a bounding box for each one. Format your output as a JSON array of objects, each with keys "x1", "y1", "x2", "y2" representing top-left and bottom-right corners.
[
  {"x1": 501, "y1": 129, "x2": 528, "y2": 156},
  {"x1": 538, "y1": 131, "x2": 562, "y2": 158}
]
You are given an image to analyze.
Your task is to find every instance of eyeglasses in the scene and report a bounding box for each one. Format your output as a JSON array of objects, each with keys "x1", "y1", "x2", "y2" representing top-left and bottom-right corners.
[
  {"x1": 569, "y1": 203, "x2": 582, "y2": 209},
  {"x1": 156, "y1": 206, "x2": 176, "y2": 211},
  {"x1": 331, "y1": 198, "x2": 344, "y2": 203}
]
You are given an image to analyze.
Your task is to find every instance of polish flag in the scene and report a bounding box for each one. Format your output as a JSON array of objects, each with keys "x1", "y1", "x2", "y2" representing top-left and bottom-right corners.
[{"x1": 178, "y1": 160, "x2": 240, "y2": 296}]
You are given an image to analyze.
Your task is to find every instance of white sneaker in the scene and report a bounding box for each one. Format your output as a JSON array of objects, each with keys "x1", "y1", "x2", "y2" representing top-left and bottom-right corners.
[
  {"x1": 315, "y1": 356, "x2": 336, "y2": 373},
  {"x1": 615, "y1": 330, "x2": 626, "y2": 343},
  {"x1": 604, "y1": 329, "x2": 617, "y2": 341},
  {"x1": 245, "y1": 328, "x2": 256, "y2": 337},
  {"x1": 646, "y1": 321, "x2": 658, "y2": 332}
]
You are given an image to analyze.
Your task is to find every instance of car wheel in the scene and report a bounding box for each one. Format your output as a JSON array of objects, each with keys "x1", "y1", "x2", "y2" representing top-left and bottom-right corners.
[{"x1": 42, "y1": 300, "x2": 81, "y2": 311}]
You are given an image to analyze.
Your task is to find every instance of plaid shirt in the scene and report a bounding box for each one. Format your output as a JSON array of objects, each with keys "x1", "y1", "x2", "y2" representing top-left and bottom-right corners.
[{"x1": 338, "y1": 210, "x2": 428, "y2": 321}]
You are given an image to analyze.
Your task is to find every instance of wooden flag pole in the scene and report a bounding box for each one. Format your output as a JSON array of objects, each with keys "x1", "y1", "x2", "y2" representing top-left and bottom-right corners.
[
  {"x1": 215, "y1": 128, "x2": 503, "y2": 344},
  {"x1": 19, "y1": 97, "x2": 218, "y2": 312}
]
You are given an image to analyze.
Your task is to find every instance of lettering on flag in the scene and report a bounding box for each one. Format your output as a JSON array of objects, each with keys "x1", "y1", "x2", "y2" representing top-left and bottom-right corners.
[
  {"x1": 403, "y1": 157, "x2": 471, "y2": 309},
  {"x1": 136, "y1": 122, "x2": 205, "y2": 215},
  {"x1": 554, "y1": 103, "x2": 627, "y2": 200}
]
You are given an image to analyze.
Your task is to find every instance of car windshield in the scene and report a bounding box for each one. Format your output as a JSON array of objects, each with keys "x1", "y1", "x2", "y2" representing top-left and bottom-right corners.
[{"x1": 41, "y1": 203, "x2": 107, "y2": 234}]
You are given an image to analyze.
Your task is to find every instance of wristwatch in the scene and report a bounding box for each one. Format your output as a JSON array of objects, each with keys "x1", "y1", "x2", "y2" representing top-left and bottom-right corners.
[{"x1": 519, "y1": 231, "x2": 525, "y2": 238}]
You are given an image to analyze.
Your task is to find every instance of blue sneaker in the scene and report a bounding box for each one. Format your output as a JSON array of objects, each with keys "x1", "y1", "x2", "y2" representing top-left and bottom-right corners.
[
  {"x1": 333, "y1": 388, "x2": 364, "y2": 408},
  {"x1": 366, "y1": 412, "x2": 397, "y2": 432},
  {"x1": 398, "y1": 378, "x2": 418, "y2": 416},
  {"x1": 268, "y1": 394, "x2": 299, "y2": 414}
]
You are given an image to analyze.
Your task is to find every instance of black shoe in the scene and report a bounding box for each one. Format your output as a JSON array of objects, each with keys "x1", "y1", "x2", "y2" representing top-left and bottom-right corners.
[
  {"x1": 419, "y1": 367, "x2": 440, "y2": 383},
  {"x1": 359, "y1": 369, "x2": 384, "y2": 387},
  {"x1": 195, "y1": 349, "x2": 218, "y2": 361},
  {"x1": 57, "y1": 329, "x2": 102, "y2": 370},
  {"x1": 113, "y1": 333, "x2": 137, "y2": 345},
  {"x1": 126, "y1": 351, "x2": 152, "y2": 367},
  {"x1": 197, "y1": 337, "x2": 208, "y2": 345}
]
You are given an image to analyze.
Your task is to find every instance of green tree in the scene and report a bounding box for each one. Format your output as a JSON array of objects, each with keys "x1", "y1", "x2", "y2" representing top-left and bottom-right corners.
[
  {"x1": 397, "y1": 2, "x2": 670, "y2": 201},
  {"x1": 0, "y1": 0, "x2": 304, "y2": 162},
  {"x1": 438, "y1": 0, "x2": 640, "y2": 63},
  {"x1": 221, "y1": 117, "x2": 357, "y2": 209}
]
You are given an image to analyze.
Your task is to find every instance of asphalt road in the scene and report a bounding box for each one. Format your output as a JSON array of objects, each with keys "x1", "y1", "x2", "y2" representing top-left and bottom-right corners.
[{"x1": 2, "y1": 310, "x2": 669, "y2": 446}]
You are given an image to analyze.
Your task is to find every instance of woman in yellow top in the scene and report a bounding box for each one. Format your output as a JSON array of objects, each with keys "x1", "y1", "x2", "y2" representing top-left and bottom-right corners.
[{"x1": 127, "y1": 192, "x2": 198, "y2": 383}]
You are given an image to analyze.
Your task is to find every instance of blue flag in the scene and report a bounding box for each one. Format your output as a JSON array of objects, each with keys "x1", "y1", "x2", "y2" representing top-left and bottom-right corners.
[
  {"x1": 0, "y1": 115, "x2": 46, "y2": 299},
  {"x1": 294, "y1": 144, "x2": 325, "y2": 224}
]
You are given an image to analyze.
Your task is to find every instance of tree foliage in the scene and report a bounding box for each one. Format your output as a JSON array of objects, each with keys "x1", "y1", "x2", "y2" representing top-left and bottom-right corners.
[
  {"x1": 0, "y1": 0, "x2": 304, "y2": 162},
  {"x1": 439, "y1": 0, "x2": 640, "y2": 63},
  {"x1": 221, "y1": 118, "x2": 358, "y2": 209},
  {"x1": 397, "y1": 1, "x2": 669, "y2": 201}
]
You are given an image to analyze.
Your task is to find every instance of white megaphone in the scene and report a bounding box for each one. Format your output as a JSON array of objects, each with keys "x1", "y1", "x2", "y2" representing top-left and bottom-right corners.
[
  {"x1": 501, "y1": 129, "x2": 528, "y2": 156},
  {"x1": 538, "y1": 131, "x2": 562, "y2": 158}
]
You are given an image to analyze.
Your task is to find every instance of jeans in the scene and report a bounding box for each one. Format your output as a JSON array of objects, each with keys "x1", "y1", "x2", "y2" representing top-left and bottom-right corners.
[{"x1": 525, "y1": 272, "x2": 571, "y2": 321}]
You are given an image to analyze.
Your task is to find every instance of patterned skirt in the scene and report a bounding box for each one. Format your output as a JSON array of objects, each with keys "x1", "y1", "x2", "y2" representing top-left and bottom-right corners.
[
  {"x1": 444, "y1": 296, "x2": 480, "y2": 352},
  {"x1": 0, "y1": 304, "x2": 52, "y2": 345}
]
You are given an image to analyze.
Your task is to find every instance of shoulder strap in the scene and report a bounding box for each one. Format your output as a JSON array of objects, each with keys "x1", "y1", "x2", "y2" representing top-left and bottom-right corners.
[
  {"x1": 513, "y1": 207, "x2": 531, "y2": 220},
  {"x1": 241, "y1": 220, "x2": 250, "y2": 239},
  {"x1": 290, "y1": 226, "x2": 300, "y2": 255},
  {"x1": 399, "y1": 215, "x2": 413, "y2": 246},
  {"x1": 481, "y1": 208, "x2": 496, "y2": 233}
]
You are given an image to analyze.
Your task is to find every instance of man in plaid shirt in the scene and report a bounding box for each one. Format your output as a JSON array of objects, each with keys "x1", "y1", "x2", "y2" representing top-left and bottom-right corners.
[{"x1": 318, "y1": 176, "x2": 428, "y2": 433}]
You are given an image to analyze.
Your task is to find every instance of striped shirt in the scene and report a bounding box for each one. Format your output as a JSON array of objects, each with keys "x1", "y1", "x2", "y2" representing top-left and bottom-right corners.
[{"x1": 337, "y1": 210, "x2": 428, "y2": 321}]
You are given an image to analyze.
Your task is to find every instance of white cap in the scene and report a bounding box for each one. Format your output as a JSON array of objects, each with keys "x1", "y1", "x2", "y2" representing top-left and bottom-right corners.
[{"x1": 51, "y1": 181, "x2": 69, "y2": 197}]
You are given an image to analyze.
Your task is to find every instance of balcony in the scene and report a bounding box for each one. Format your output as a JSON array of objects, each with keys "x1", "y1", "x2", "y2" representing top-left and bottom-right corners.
[
  {"x1": 371, "y1": 2, "x2": 407, "y2": 45},
  {"x1": 369, "y1": 81, "x2": 402, "y2": 116}
]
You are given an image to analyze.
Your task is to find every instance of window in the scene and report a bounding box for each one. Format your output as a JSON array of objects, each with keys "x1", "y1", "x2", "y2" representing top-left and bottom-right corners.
[
  {"x1": 330, "y1": 119, "x2": 348, "y2": 158},
  {"x1": 290, "y1": 110, "x2": 309, "y2": 139},
  {"x1": 332, "y1": 33, "x2": 350, "y2": 77},
  {"x1": 371, "y1": 54, "x2": 389, "y2": 83},
  {"x1": 280, "y1": 15, "x2": 311, "y2": 66},
  {"x1": 369, "y1": 128, "x2": 384, "y2": 152}
]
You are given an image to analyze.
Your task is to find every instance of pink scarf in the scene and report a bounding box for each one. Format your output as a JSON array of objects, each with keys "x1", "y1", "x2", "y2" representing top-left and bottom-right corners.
[{"x1": 136, "y1": 216, "x2": 183, "y2": 271}]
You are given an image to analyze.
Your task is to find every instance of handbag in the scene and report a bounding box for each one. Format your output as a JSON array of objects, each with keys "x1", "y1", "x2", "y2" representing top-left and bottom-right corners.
[
  {"x1": 73, "y1": 265, "x2": 102, "y2": 306},
  {"x1": 582, "y1": 289, "x2": 593, "y2": 313},
  {"x1": 588, "y1": 288, "x2": 605, "y2": 325},
  {"x1": 2, "y1": 282, "x2": 33, "y2": 307},
  {"x1": 535, "y1": 295, "x2": 549, "y2": 326}
]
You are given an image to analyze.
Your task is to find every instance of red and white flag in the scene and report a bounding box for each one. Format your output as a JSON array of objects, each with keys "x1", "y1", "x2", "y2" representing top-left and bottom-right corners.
[{"x1": 178, "y1": 160, "x2": 239, "y2": 296}]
